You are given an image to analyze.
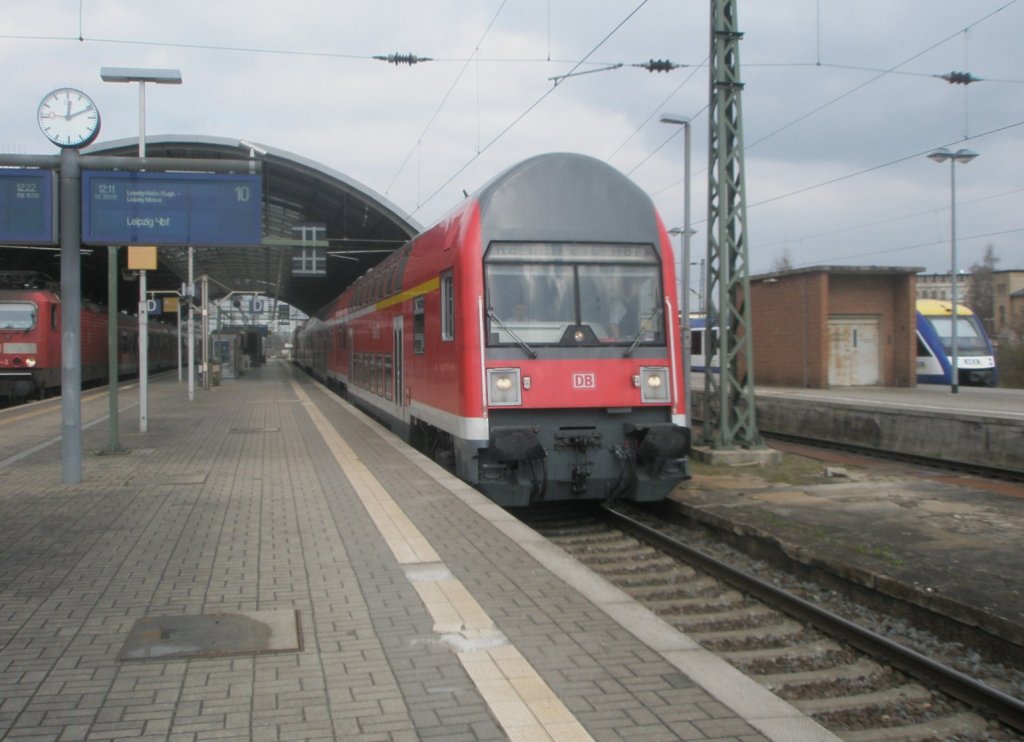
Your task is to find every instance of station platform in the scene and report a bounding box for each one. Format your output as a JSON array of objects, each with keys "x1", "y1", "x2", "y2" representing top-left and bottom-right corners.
[
  {"x1": 692, "y1": 374, "x2": 1024, "y2": 475},
  {"x1": 0, "y1": 362, "x2": 838, "y2": 741}
]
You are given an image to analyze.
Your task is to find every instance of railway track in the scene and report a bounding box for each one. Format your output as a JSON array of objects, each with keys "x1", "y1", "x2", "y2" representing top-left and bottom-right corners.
[{"x1": 521, "y1": 503, "x2": 1024, "y2": 741}]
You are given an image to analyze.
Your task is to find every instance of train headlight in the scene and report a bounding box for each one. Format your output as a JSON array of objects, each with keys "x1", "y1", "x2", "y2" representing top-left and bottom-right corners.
[
  {"x1": 640, "y1": 367, "x2": 670, "y2": 403},
  {"x1": 487, "y1": 368, "x2": 522, "y2": 406},
  {"x1": 25, "y1": 357, "x2": 37, "y2": 368}
]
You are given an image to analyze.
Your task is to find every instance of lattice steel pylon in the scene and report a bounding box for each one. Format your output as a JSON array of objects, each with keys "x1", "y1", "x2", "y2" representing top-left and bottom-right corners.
[{"x1": 703, "y1": 0, "x2": 762, "y2": 449}]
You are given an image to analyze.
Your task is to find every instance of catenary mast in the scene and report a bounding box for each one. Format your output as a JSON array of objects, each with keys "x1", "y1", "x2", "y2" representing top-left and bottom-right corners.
[{"x1": 703, "y1": 0, "x2": 762, "y2": 449}]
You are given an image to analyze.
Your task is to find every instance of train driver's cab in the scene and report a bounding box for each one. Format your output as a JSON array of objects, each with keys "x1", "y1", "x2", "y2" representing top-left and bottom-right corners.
[
  {"x1": 0, "y1": 302, "x2": 38, "y2": 331},
  {"x1": 484, "y1": 242, "x2": 665, "y2": 349}
]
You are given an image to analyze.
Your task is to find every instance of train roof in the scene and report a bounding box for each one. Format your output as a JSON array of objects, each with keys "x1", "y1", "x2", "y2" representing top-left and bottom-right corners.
[
  {"x1": 0, "y1": 271, "x2": 55, "y2": 290},
  {"x1": 916, "y1": 299, "x2": 976, "y2": 316},
  {"x1": 474, "y1": 152, "x2": 662, "y2": 246}
]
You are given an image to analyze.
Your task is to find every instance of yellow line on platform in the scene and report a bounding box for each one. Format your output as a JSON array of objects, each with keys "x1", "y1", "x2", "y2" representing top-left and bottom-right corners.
[{"x1": 291, "y1": 380, "x2": 593, "y2": 742}]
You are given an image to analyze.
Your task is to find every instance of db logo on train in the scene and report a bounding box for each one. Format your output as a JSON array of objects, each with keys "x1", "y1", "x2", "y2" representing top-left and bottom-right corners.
[{"x1": 572, "y1": 372, "x2": 596, "y2": 390}]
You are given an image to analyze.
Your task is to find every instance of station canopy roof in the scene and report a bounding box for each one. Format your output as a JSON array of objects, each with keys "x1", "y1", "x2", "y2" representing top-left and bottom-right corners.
[{"x1": 85, "y1": 135, "x2": 422, "y2": 317}]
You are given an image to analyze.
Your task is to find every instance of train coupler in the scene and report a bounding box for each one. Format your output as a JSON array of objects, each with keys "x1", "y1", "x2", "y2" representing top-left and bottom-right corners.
[{"x1": 625, "y1": 423, "x2": 691, "y2": 481}]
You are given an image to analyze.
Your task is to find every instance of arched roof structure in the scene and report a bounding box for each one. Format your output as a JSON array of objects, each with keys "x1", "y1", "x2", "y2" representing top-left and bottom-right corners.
[{"x1": 87, "y1": 135, "x2": 422, "y2": 316}]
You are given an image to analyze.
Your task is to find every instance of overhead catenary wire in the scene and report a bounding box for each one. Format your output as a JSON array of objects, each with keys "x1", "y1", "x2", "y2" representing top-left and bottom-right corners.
[
  {"x1": 643, "y1": 0, "x2": 1023, "y2": 261},
  {"x1": 11, "y1": 0, "x2": 1021, "y2": 271},
  {"x1": 409, "y1": 0, "x2": 653, "y2": 217},
  {"x1": 383, "y1": 0, "x2": 508, "y2": 200}
]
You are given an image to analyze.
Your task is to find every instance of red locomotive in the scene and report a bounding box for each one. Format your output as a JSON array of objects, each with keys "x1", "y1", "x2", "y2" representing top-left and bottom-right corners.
[
  {"x1": 0, "y1": 271, "x2": 180, "y2": 401},
  {"x1": 295, "y1": 153, "x2": 691, "y2": 506}
]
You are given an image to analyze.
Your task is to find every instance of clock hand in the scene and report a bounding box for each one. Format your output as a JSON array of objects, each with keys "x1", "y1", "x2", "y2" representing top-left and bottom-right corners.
[
  {"x1": 64, "y1": 99, "x2": 73, "y2": 119},
  {"x1": 67, "y1": 106, "x2": 95, "y2": 118}
]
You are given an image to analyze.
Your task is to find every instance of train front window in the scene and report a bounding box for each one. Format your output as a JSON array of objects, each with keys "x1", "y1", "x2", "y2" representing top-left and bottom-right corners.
[
  {"x1": 928, "y1": 315, "x2": 989, "y2": 355},
  {"x1": 484, "y1": 242, "x2": 663, "y2": 346},
  {"x1": 0, "y1": 302, "x2": 37, "y2": 330}
]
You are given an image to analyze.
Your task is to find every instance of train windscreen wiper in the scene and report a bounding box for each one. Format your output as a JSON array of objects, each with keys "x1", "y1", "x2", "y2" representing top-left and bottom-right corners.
[
  {"x1": 623, "y1": 306, "x2": 663, "y2": 358},
  {"x1": 487, "y1": 310, "x2": 537, "y2": 358}
]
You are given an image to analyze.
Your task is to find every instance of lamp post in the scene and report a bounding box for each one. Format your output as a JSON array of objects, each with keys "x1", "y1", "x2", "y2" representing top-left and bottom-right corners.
[
  {"x1": 661, "y1": 113, "x2": 693, "y2": 425},
  {"x1": 927, "y1": 147, "x2": 978, "y2": 394},
  {"x1": 101, "y1": 66, "x2": 182, "y2": 431},
  {"x1": 99, "y1": 67, "x2": 182, "y2": 158}
]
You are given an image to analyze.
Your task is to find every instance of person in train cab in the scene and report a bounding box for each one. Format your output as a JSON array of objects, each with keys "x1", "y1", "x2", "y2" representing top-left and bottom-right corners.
[
  {"x1": 607, "y1": 281, "x2": 640, "y2": 338},
  {"x1": 506, "y1": 301, "x2": 529, "y2": 322}
]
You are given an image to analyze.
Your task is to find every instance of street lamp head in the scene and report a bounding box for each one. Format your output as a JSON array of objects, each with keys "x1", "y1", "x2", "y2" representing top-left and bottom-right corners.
[
  {"x1": 100, "y1": 67, "x2": 182, "y2": 84},
  {"x1": 928, "y1": 147, "x2": 979, "y2": 165},
  {"x1": 660, "y1": 112, "x2": 690, "y2": 126}
]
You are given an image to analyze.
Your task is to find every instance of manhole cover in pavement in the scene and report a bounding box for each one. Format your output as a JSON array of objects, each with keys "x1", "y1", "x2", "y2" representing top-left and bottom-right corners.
[{"x1": 119, "y1": 609, "x2": 302, "y2": 661}]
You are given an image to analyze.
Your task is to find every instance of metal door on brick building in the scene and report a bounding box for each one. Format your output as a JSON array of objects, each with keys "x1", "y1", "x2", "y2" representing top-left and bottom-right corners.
[{"x1": 828, "y1": 316, "x2": 881, "y2": 386}]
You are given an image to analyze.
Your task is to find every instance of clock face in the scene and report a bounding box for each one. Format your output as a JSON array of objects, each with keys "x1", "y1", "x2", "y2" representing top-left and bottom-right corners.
[{"x1": 37, "y1": 88, "x2": 101, "y2": 149}]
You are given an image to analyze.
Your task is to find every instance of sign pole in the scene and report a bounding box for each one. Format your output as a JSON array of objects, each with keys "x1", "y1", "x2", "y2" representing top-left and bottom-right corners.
[
  {"x1": 188, "y1": 248, "x2": 195, "y2": 401},
  {"x1": 107, "y1": 245, "x2": 121, "y2": 452},
  {"x1": 139, "y1": 268, "x2": 148, "y2": 432},
  {"x1": 176, "y1": 297, "x2": 182, "y2": 382},
  {"x1": 59, "y1": 148, "x2": 83, "y2": 484}
]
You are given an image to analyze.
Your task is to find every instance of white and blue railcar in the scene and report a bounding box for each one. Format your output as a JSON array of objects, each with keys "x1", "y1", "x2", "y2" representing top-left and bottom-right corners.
[{"x1": 916, "y1": 299, "x2": 997, "y2": 387}]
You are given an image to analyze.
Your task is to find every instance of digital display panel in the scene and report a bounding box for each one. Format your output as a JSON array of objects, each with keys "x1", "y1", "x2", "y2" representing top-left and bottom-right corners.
[
  {"x1": 82, "y1": 171, "x2": 262, "y2": 246},
  {"x1": 0, "y1": 169, "x2": 56, "y2": 244}
]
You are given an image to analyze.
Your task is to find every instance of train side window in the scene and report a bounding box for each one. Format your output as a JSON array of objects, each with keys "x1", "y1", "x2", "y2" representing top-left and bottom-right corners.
[
  {"x1": 413, "y1": 297, "x2": 425, "y2": 354},
  {"x1": 441, "y1": 271, "x2": 454, "y2": 341},
  {"x1": 51, "y1": 305, "x2": 58, "y2": 330}
]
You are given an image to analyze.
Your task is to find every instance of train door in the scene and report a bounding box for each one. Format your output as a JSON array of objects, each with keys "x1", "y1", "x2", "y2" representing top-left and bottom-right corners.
[
  {"x1": 828, "y1": 316, "x2": 880, "y2": 386},
  {"x1": 348, "y1": 328, "x2": 354, "y2": 386},
  {"x1": 393, "y1": 315, "x2": 405, "y2": 416}
]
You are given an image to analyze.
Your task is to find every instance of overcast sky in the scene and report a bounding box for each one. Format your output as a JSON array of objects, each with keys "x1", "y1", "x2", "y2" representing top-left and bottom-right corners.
[{"x1": 3, "y1": 0, "x2": 1022, "y2": 282}]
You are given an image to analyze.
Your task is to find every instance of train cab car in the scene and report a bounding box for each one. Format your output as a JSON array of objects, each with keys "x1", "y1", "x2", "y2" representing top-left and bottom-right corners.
[
  {"x1": 0, "y1": 270, "x2": 183, "y2": 401},
  {"x1": 0, "y1": 272, "x2": 61, "y2": 400},
  {"x1": 916, "y1": 299, "x2": 997, "y2": 387},
  {"x1": 297, "y1": 153, "x2": 691, "y2": 507}
]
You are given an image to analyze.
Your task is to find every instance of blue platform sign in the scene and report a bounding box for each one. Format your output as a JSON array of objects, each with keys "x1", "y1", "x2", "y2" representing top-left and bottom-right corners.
[
  {"x1": 0, "y1": 169, "x2": 56, "y2": 244},
  {"x1": 82, "y1": 171, "x2": 262, "y2": 246}
]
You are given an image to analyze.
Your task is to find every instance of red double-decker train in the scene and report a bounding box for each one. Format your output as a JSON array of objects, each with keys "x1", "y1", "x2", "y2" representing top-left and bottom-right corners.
[
  {"x1": 0, "y1": 271, "x2": 180, "y2": 402},
  {"x1": 295, "y1": 153, "x2": 691, "y2": 506}
]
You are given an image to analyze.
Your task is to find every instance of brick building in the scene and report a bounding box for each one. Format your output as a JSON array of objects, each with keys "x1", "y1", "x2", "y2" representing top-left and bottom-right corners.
[{"x1": 748, "y1": 266, "x2": 920, "y2": 388}]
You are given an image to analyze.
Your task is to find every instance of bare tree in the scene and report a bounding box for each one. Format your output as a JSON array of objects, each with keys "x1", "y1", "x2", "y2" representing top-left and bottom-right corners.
[
  {"x1": 772, "y1": 247, "x2": 794, "y2": 272},
  {"x1": 967, "y1": 244, "x2": 999, "y2": 332}
]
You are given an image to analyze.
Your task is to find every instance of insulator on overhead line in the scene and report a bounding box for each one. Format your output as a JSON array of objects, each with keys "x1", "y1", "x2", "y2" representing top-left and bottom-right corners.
[
  {"x1": 636, "y1": 58, "x2": 680, "y2": 73},
  {"x1": 941, "y1": 70, "x2": 979, "y2": 85},
  {"x1": 373, "y1": 52, "x2": 433, "y2": 66}
]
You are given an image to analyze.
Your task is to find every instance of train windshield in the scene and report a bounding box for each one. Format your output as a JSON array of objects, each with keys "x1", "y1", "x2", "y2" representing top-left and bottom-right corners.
[
  {"x1": 0, "y1": 302, "x2": 37, "y2": 330},
  {"x1": 927, "y1": 314, "x2": 990, "y2": 354},
  {"x1": 484, "y1": 243, "x2": 664, "y2": 346}
]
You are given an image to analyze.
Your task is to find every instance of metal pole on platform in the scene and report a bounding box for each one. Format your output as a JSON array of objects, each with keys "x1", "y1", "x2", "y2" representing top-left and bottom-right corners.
[
  {"x1": 139, "y1": 270, "x2": 148, "y2": 432},
  {"x1": 927, "y1": 147, "x2": 978, "y2": 395},
  {"x1": 201, "y1": 275, "x2": 210, "y2": 390},
  {"x1": 176, "y1": 298, "x2": 182, "y2": 382},
  {"x1": 662, "y1": 114, "x2": 694, "y2": 426},
  {"x1": 60, "y1": 149, "x2": 83, "y2": 484},
  {"x1": 107, "y1": 246, "x2": 121, "y2": 452},
  {"x1": 188, "y1": 247, "x2": 195, "y2": 401}
]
